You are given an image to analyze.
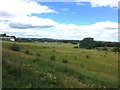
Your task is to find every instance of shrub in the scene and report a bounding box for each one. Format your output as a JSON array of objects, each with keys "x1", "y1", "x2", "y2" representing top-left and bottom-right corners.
[
  {"x1": 105, "y1": 52, "x2": 107, "y2": 54},
  {"x1": 74, "y1": 46, "x2": 79, "y2": 48},
  {"x1": 74, "y1": 56, "x2": 77, "y2": 60},
  {"x1": 24, "y1": 50, "x2": 32, "y2": 55},
  {"x1": 33, "y1": 58, "x2": 39, "y2": 63},
  {"x1": 36, "y1": 53, "x2": 41, "y2": 56},
  {"x1": 96, "y1": 47, "x2": 101, "y2": 51},
  {"x1": 102, "y1": 47, "x2": 108, "y2": 51},
  {"x1": 62, "y1": 59, "x2": 68, "y2": 64},
  {"x1": 112, "y1": 47, "x2": 120, "y2": 52},
  {"x1": 10, "y1": 43, "x2": 20, "y2": 51},
  {"x1": 50, "y1": 55, "x2": 56, "y2": 61},
  {"x1": 53, "y1": 49, "x2": 56, "y2": 52},
  {"x1": 86, "y1": 55, "x2": 90, "y2": 59}
]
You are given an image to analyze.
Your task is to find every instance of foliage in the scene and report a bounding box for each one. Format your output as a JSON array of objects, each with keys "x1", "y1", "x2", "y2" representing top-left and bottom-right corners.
[
  {"x1": 24, "y1": 49, "x2": 32, "y2": 55},
  {"x1": 86, "y1": 55, "x2": 89, "y2": 59},
  {"x1": 102, "y1": 47, "x2": 108, "y2": 51},
  {"x1": 36, "y1": 53, "x2": 41, "y2": 56},
  {"x1": 0, "y1": 33, "x2": 6, "y2": 36},
  {"x1": 62, "y1": 59, "x2": 68, "y2": 64},
  {"x1": 53, "y1": 49, "x2": 56, "y2": 52},
  {"x1": 80, "y1": 38, "x2": 95, "y2": 49},
  {"x1": 74, "y1": 46, "x2": 79, "y2": 48},
  {"x1": 2, "y1": 41, "x2": 118, "y2": 88},
  {"x1": 50, "y1": 55, "x2": 56, "y2": 61},
  {"x1": 95, "y1": 41, "x2": 119, "y2": 47},
  {"x1": 10, "y1": 43, "x2": 20, "y2": 51},
  {"x1": 111, "y1": 47, "x2": 120, "y2": 52}
]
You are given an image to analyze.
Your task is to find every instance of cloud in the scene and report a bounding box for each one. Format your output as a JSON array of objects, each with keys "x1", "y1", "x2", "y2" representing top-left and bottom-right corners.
[
  {"x1": 0, "y1": 9, "x2": 118, "y2": 41},
  {"x1": 0, "y1": 0, "x2": 57, "y2": 18},
  {"x1": 61, "y1": 8, "x2": 69, "y2": 11},
  {"x1": 76, "y1": 2, "x2": 86, "y2": 6},
  {"x1": 0, "y1": 0, "x2": 118, "y2": 41},
  {"x1": 76, "y1": 0, "x2": 119, "y2": 8},
  {"x1": 52, "y1": 21, "x2": 118, "y2": 41},
  {"x1": 8, "y1": 15, "x2": 58, "y2": 29},
  {"x1": 9, "y1": 22, "x2": 54, "y2": 29},
  {"x1": 34, "y1": 0, "x2": 119, "y2": 8}
]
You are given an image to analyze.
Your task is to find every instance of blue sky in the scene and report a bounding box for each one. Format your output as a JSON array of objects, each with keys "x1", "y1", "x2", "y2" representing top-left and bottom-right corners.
[
  {"x1": 37, "y1": 2, "x2": 117, "y2": 25},
  {"x1": 0, "y1": 0, "x2": 118, "y2": 42}
]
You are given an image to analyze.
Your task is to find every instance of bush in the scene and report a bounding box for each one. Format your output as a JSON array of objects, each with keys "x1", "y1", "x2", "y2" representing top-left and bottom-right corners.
[
  {"x1": 36, "y1": 53, "x2": 41, "y2": 56},
  {"x1": 74, "y1": 46, "x2": 78, "y2": 48},
  {"x1": 24, "y1": 50, "x2": 32, "y2": 55},
  {"x1": 33, "y1": 58, "x2": 39, "y2": 63},
  {"x1": 53, "y1": 49, "x2": 56, "y2": 52},
  {"x1": 74, "y1": 56, "x2": 77, "y2": 60},
  {"x1": 50, "y1": 55, "x2": 56, "y2": 61},
  {"x1": 102, "y1": 47, "x2": 108, "y2": 51},
  {"x1": 111, "y1": 47, "x2": 120, "y2": 52},
  {"x1": 10, "y1": 43, "x2": 20, "y2": 51},
  {"x1": 96, "y1": 47, "x2": 101, "y2": 51},
  {"x1": 86, "y1": 55, "x2": 90, "y2": 59},
  {"x1": 62, "y1": 59, "x2": 68, "y2": 64}
]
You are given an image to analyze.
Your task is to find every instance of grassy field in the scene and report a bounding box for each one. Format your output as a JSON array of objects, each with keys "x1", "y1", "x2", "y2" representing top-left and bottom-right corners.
[{"x1": 1, "y1": 41, "x2": 119, "y2": 88}]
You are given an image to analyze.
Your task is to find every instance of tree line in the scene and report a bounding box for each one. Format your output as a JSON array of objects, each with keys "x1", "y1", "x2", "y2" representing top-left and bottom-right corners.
[{"x1": 79, "y1": 38, "x2": 120, "y2": 52}]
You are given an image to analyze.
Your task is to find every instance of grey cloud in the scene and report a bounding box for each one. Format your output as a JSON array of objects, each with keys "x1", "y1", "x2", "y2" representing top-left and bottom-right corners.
[
  {"x1": 9, "y1": 22, "x2": 53, "y2": 29},
  {"x1": 104, "y1": 27, "x2": 118, "y2": 30},
  {"x1": 0, "y1": 11, "x2": 14, "y2": 18}
]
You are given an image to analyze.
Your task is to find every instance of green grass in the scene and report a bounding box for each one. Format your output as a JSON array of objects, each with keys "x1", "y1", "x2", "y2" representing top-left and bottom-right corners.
[{"x1": 1, "y1": 41, "x2": 119, "y2": 88}]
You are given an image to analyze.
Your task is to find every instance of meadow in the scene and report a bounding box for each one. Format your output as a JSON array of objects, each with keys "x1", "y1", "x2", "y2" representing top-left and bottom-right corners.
[{"x1": 1, "y1": 41, "x2": 119, "y2": 88}]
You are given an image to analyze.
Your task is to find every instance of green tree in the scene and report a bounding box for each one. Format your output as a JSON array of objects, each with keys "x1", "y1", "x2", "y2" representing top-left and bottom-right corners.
[
  {"x1": 1, "y1": 33, "x2": 6, "y2": 37},
  {"x1": 80, "y1": 38, "x2": 95, "y2": 49},
  {"x1": 112, "y1": 47, "x2": 120, "y2": 52}
]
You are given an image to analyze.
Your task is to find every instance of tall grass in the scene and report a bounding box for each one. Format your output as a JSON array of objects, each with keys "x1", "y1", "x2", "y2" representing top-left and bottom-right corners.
[{"x1": 2, "y1": 41, "x2": 118, "y2": 88}]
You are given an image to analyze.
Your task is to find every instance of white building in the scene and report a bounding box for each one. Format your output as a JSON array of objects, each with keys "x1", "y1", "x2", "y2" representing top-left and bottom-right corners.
[{"x1": 0, "y1": 37, "x2": 15, "y2": 42}]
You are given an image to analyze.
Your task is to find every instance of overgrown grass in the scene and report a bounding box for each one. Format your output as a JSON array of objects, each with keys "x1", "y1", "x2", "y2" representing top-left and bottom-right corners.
[{"x1": 2, "y1": 41, "x2": 118, "y2": 88}]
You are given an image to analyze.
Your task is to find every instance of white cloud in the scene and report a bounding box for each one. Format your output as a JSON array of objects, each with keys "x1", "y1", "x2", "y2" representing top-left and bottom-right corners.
[
  {"x1": 76, "y1": 0, "x2": 119, "y2": 8},
  {"x1": 9, "y1": 15, "x2": 58, "y2": 29},
  {"x1": 0, "y1": 7, "x2": 118, "y2": 42},
  {"x1": 53, "y1": 21, "x2": 118, "y2": 41},
  {"x1": 0, "y1": 20, "x2": 118, "y2": 41},
  {"x1": 0, "y1": 0, "x2": 118, "y2": 41},
  {"x1": 34, "y1": 0, "x2": 119, "y2": 8},
  {"x1": 0, "y1": 0, "x2": 56, "y2": 18},
  {"x1": 62, "y1": 8, "x2": 69, "y2": 11}
]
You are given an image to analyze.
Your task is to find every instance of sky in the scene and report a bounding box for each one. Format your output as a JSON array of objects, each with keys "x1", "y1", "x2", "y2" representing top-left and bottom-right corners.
[{"x1": 0, "y1": 0, "x2": 119, "y2": 42}]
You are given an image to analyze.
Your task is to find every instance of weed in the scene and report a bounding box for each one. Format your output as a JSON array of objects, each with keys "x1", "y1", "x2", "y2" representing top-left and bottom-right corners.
[
  {"x1": 24, "y1": 50, "x2": 32, "y2": 55},
  {"x1": 50, "y1": 55, "x2": 56, "y2": 61},
  {"x1": 86, "y1": 55, "x2": 90, "y2": 59},
  {"x1": 10, "y1": 43, "x2": 20, "y2": 51},
  {"x1": 62, "y1": 59, "x2": 68, "y2": 64},
  {"x1": 36, "y1": 53, "x2": 41, "y2": 56}
]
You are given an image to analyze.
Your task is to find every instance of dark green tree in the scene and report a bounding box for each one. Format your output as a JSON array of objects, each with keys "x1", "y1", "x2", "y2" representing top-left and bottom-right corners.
[
  {"x1": 80, "y1": 38, "x2": 95, "y2": 49},
  {"x1": 1, "y1": 33, "x2": 6, "y2": 37}
]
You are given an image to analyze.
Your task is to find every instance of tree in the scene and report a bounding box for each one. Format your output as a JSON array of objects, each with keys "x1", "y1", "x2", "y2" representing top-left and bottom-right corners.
[
  {"x1": 1, "y1": 33, "x2": 6, "y2": 37},
  {"x1": 80, "y1": 38, "x2": 95, "y2": 49},
  {"x1": 112, "y1": 47, "x2": 120, "y2": 52}
]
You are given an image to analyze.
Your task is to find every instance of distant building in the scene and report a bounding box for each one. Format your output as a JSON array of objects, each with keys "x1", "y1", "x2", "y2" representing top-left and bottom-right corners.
[
  {"x1": 0, "y1": 36, "x2": 15, "y2": 41},
  {"x1": 0, "y1": 33, "x2": 15, "y2": 42}
]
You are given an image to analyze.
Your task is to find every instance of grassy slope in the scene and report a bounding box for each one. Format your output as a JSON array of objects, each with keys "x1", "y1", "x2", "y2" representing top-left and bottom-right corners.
[{"x1": 1, "y1": 41, "x2": 118, "y2": 88}]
